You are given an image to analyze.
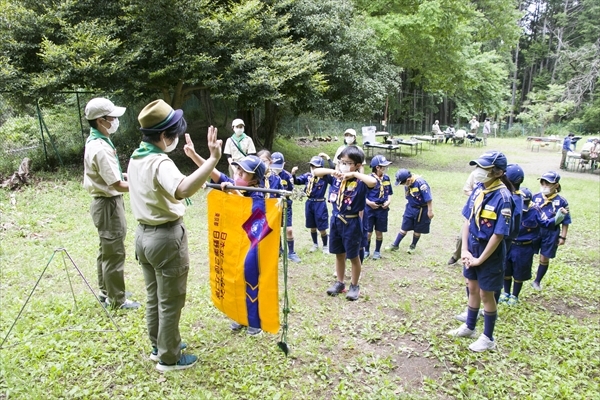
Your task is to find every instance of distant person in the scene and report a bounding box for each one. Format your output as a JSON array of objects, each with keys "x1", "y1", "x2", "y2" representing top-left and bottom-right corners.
[
  {"x1": 333, "y1": 129, "x2": 360, "y2": 166},
  {"x1": 482, "y1": 119, "x2": 491, "y2": 146},
  {"x1": 432, "y1": 120, "x2": 442, "y2": 136},
  {"x1": 559, "y1": 132, "x2": 574, "y2": 170},
  {"x1": 224, "y1": 118, "x2": 256, "y2": 178},
  {"x1": 444, "y1": 125, "x2": 456, "y2": 144},
  {"x1": 363, "y1": 155, "x2": 394, "y2": 260},
  {"x1": 128, "y1": 99, "x2": 222, "y2": 372},
  {"x1": 83, "y1": 97, "x2": 139, "y2": 310},
  {"x1": 469, "y1": 116, "x2": 480, "y2": 134}
]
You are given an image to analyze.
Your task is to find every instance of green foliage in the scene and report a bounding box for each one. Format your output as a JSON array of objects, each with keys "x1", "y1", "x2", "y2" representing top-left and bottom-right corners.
[{"x1": 517, "y1": 84, "x2": 575, "y2": 134}]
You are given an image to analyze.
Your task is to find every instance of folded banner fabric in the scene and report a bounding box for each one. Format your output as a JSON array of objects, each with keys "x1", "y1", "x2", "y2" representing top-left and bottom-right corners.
[{"x1": 207, "y1": 190, "x2": 282, "y2": 334}]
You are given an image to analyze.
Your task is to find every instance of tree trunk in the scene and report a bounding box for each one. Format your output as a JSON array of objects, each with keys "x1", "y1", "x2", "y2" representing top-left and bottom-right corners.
[
  {"x1": 509, "y1": 41, "x2": 520, "y2": 128},
  {"x1": 259, "y1": 100, "x2": 279, "y2": 150}
]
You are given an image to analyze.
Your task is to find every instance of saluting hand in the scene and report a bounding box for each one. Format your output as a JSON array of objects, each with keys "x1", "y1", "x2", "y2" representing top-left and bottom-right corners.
[
  {"x1": 291, "y1": 166, "x2": 298, "y2": 175},
  {"x1": 207, "y1": 126, "x2": 222, "y2": 160},
  {"x1": 183, "y1": 133, "x2": 197, "y2": 158}
]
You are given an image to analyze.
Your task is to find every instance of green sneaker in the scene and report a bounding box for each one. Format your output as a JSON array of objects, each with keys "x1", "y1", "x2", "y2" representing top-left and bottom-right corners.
[
  {"x1": 156, "y1": 354, "x2": 198, "y2": 373},
  {"x1": 506, "y1": 295, "x2": 519, "y2": 306},
  {"x1": 498, "y1": 292, "x2": 509, "y2": 304},
  {"x1": 385, "y1": 244, "x2": 399, "y2": 252}
]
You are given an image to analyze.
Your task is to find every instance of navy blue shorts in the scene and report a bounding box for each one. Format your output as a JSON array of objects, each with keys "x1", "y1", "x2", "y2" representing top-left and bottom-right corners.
[
  {"x1": 305, "y1": 200, "x2": 328, "y2": 231},
  {"x1": 401, "y1": 207, "x2": 431, "y2": 234},
  {"x1": 505, "y1": 241, "x2": 535, "y2": 281},
  {"x1": 329, "y1": 215, "x2": 362, "y2": 259},
  {"x1": 364, "y1": 207, "x2": 389, "y2": 233},
  {"x1": 539, "y1": 228, "x2": 560, "y2": 258},
  {"x1": 281, "y1": 204, "x2": 293, "y2": 228},
  {"x1": 463, "y1": 236, "x2": 505, "y2": 292}
]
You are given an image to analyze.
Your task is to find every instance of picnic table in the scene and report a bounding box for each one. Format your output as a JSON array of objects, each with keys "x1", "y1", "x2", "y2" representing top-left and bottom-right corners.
[
  {"x1": 527, "y1": 136, "x2": 561, "y2": 151},
  {"x1": 385, "y1": 138, "x2": 423, "y2": 155}
]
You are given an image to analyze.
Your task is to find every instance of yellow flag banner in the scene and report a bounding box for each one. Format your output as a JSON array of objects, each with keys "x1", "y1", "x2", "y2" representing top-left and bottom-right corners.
[{"x1": 207, "y1": 190, "x2": 282, "y2": 334}]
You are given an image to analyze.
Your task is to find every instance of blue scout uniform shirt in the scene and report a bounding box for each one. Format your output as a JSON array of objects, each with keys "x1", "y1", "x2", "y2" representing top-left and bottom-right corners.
[
  {"x1": 515, "y1": 204, "x2": 557, "y2": 242},
  {"x1": 262, "y1": 171, "x2": 284, "y2": 199},
  {"x1": 508, "y1": 191, "x2": 524, "y2": 240},
  {"x1": 532, "y1": 192, "x2": 571, "y2": 230},
  {"x1": 278, "y1": 169, "x2": 294, "y2": 206},
  {"x1": 323, "y1": 175, "x2": 368, "y2": 215},
  {"x1": 462, "y1": 181, "x2": 512, "y2": 241},
  {"x1": 294, "y1": 173, "x2": 328, "y2": 199},
  {"x1": 213, "y1": 172, "x2": 265, "y2": 199},
  {"x1": 562, "y1": 136, "x2": 572, "y2": 151},
  {"x1": 366, "y1": 173, "x2": 393, "y2": 204},
  {"x1": 404, "y1": 176, "x2": 432, "y2": 208}
]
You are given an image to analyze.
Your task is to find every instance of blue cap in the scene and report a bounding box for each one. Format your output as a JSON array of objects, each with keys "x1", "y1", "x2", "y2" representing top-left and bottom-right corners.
[
  {"x1": 506, "y1": 164, "x2": 524, "y2": 185},
  {"x1": 370, "y1": 155, "x2": 392, "y2": 168},
  {"x1": 271, "y1": 152, "x2": 285, "y2": 169},
  {"x1": 309, "y1": 156, "x2": 324, "y2": 168},
  {"x1": 394, "y1": 169, "x2": 411, "y2": 186},
  {"x1": 469, "y1": 151, "x2": 508, "y2": 171},
  {"x1": 539, "y1": 171, "x2": 560, "y2": 184},
  {"x1": 232, "y1": 155, "x2": 266, "y2": 182},
  {"x1": 521, "y1": 187, "x2": 532, "y2": 202}
]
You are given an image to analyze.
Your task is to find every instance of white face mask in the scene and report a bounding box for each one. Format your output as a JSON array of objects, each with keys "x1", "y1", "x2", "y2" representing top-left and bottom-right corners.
[
  {"x1": 540, "y1": 186, "x2": 553, "y2": 195},
  {"x1": 106, "y1": 118, "x2": 119, "y2": 134},
  {"x1": 345, "y1": 136, "x2": 355, "y2": 145},
  {"x1": 339, "y1": 164, "x2": 351, "y2": 173},
  {"x1": 271, "y1": 167, "x2": 283, "y2": 174},
  {"x1": 234, "y1": 128, "x2": 244, "y2": 136},
  {"x1": 473, "y1": 167, "x2": 493, "y2": 184},
  {"x1": 163, "y1": 136, "x2": 179, "y2": 153}
]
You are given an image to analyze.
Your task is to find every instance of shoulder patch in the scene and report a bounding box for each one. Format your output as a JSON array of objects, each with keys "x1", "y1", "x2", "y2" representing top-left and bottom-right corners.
[{"x1": 501, "y1": 208, "x2": 512, "y2": 217}]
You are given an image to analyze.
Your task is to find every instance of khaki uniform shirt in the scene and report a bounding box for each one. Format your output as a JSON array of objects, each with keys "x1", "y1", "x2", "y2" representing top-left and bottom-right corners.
[
  {"x1": 127, "y1": 154, "x2": 186, "y2": 225},
  {"x1": 83, "y1": 136, "x2": 122, "y2": 197},
  {"x1": 223, "y1": 136, "x2": 256, "y2": 162}
]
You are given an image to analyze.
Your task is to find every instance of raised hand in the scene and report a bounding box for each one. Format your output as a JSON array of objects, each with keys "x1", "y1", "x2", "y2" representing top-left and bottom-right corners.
[
  {"x1": 183, "y1": 133, "x2": 196, "y2": 159},
  {"x1": 207, "y1": 126, "x2": 222, "y2": 160}
]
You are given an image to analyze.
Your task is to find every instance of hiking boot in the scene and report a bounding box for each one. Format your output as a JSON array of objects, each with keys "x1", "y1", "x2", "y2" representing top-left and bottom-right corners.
[
  {"x1": 156, "y1": 354, "x2": 198, "y2": 373},
  {"x1": 385, "y1": 244, "x2": 399, "y2": 252},
  {"x1": 506, "y1": 295, "x2": 519, "y2": 306},
  {"x1": 309, "y1": 243, "x2": 319, "y2": 253},
  {"x1": 150, "y1": 342, "x2": 188, "y2": 362},
  {"x1": 288, "y1": 252, "x2": 301, "y2": 263},
  {"x1": 372, "y1": 251, "x2": 381, "y2": 260},
  {"x1": 364, "y1": 251, "x2": 370, "y2": 259},
  {"x1": 447, "y1": 323, "x2": 478, "y2": 339},
  {"x1": 407, "y1": 245, "x2": 416, "y2": 254},
  {"x1": 498, "y1": 292, "x2": 509, "y2": 304},
  {"x1": 447, "y1": 256, "x2": 457, "y2": 265},
  {"x1": 531, "y1": 281, "x2": 542, "y2": 291},
  {"x1": 469, "y1": 334, "x2": 496, "y2": 352},
  {"x1": 346, "y1": 284, "x2": 360, "y2": 301},
  {"x1": 326, "y1": 281, "x2": 345, "y2": 296},
  {"x1": 247, "y1": 327, "x2": 262, "y2": 336}
]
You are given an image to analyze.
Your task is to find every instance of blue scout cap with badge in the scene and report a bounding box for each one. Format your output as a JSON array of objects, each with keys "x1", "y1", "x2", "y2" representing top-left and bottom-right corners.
[
  {"x1": 232, "y1": 155, "x2": 266, "y2": 182},
  {"x1": 370, "y1": 155, "x2": 392, "y2": 168},
  {"x1": 521, "y1": 187, "x2": 533, "y2": 202},
  {"x1": 271, "y1": 152, "x2": 285, "y2": 169},
  {"x1": 309, "y1": 156, "x2": 324, "y2": 168},
  {"x1": 394, "y1": 169, "x2": 411, "y2": 186},
  {"x1": 538, "y1": 171, "x2": 560, "y2": 184},
  {"x1": 506, "y1": 164, "x2": 524, "y2": 185},
  {"x1": 469, "y1": 151, "x2": 508, "y2": 171}
]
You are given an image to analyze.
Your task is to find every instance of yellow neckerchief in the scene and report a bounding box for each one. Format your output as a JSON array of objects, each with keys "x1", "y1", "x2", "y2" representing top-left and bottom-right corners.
[
  {"x1": 404, "y1": 175, "x2": 420, "y2": 196},
  {"x1": 540, "y1": 192, "x2": 558, "y2": 208},
  {"x1": 371, "y1": 172, "x2": 384, "y2": 198},
  {"x1": 336, "y1": 178, "x2": 348, "y2": 210},
  {"x1": 306, "y1": 174, "x2": 318, "y2": 195},
  {"x1": 264, "y1": 169, "x2": 271, "y2": 198},
  {"x1": 470, "y1": 179, "x2": 506, "y2": 228}
]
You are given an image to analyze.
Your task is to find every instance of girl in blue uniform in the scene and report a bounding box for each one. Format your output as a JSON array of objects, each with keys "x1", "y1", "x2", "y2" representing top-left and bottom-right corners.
[
  {"x1": 447, "y1": 151, "x2": 514, "y2": 352},
  {"x1": 364, "y1": 155, "x2": 394, "y2": 260},
  {"x1": 531, "y1": 171, "x2": 571, "y2": 291}
]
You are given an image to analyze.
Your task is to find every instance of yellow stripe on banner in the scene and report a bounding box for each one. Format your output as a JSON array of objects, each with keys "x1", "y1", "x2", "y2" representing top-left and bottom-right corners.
[{"x1": 207, "y1": 190, "x2": 281, "y2": 334}]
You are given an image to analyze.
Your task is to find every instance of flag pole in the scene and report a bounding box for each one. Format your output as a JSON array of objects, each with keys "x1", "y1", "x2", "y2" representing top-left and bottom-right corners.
[{"x1": 204, "y1": 183, "x2": 293, "y2": 197}]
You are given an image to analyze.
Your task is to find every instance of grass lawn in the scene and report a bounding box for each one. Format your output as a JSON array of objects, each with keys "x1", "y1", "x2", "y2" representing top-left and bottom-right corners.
[{"x1": 1, "y1": 136, "x2": 599, "y2": 399}]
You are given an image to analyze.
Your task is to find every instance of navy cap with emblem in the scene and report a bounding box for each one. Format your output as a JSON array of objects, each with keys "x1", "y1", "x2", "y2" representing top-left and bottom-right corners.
[
  {"x1": 370, "y1": 155, "x2": 392, "y2": 168},
  {"x1": 232, "y1": 155, "x2": 266, "y2": 182},
  {"x1": 395, "y1": 169, "x2": 411, "y2": 186},
  {"x1": 469, "y1": 151, "x2": 508, "y2": 171},
  {"x1": 309, "y1": 156, "x2": 324, "y2": 168},
  {"x1": 538, "y1": 171, "x2": 560, "y2": 184},
  {"x1": 271, "y1": 152, "x2": 285, "y2": 169},
  {"x1": 521, "y1": 187, "x2": 533, "y2": 202},
  {"x1": 506, "y1": 164, "x2": 524, "y2": 185}
]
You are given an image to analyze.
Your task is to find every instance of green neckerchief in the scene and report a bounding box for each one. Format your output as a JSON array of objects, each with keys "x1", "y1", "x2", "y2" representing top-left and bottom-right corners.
[
  {"x1": 130, "y1": 141, "x2": 193, "y2": 206},
  {"x1": 232, "y1": 132, "x2": 248, "y2": 146},
  {"x1": 131, "y1": 141, "x2": 164, "y2": 159},
  {"x1": 87, "y1": 128, "x2": 123, "y2": 180}
]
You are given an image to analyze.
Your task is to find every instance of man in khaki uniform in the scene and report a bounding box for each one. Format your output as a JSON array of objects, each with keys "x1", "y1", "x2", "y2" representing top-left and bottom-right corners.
[
  {"x1": 83, "y1": 98, "x2": 139, "y2": 310},
  {"x1": 223, "y1": 118, "x2": 256, "y2": 178}
]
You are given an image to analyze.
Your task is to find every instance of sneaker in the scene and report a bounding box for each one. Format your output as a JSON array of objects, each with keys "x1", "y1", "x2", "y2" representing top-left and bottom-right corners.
[
  {"x1": 506, "y1": 295, "x2": 519, "y2": 306},
  {"x1": 385, "y1": 244, "x2": 399, "y2": 252},
  {"x1": 469, "y1": 334, "x2": 496, "y2": 352},
  {"x1": 364, "y1": 251, "x2": 370, "y2": 259},
  {"x1": 309, "y1": 243, "x2": 319, "y2": 253},
  {"x1": 454, "y1": 308, "x2": 483, "y2": 323},
  {"x1": 498, "y1": 292, "x2": 509, "y2": 304},
  {"x1": 447, "y1": 256, "x2": 457, "y2": 265},
  {"x1": 247, "y1": 327, "x2": 262, "y2": 336},
  {"x1": 447, "y1": 323, "x2": 478, "y2": 339},
  {"x1": 100, "y1": 291, "x2": 132, "y2": 304},
  {"x1": 346, "y1": 284, "x2": 360, "y2": 301},
  {"x1": 407, "y1": 245, "x2": 416, "y2": 254},
  {"x1": 288, "y1": 252, "x2": 301, "y2": 263},
  {"x1": 156, "y1": 354, "x2": 198, "y2": 373},
  {"x1": 150, "y1": 342, "x2": 187, "y2": 362},
  {"x1": 106, "y1": 298, "x2": 140, "y2": 310},
  {"x1": 230, "y1": 322, "x2": 243, "y2": 331},
  {"x1": 322, "y1": 247, "x2": 330, "y2": 255},
  {"x1": 326, "y1": 281, "x2": 345, "y2": 296},
  {"x1": 372, "y1": 251, "x2": 381, "y2": 260},
  {"x1": 531, "y1": 281, "x2": 542, "y2": 291}
]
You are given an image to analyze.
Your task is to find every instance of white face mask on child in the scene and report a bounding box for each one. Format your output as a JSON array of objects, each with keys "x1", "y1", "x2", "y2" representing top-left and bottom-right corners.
[
  {"x1": 345, "y1": 136, "x2": 355, "y2": 145},
  {"x1": 339, "y1": 164, "x2": 351, "y2": 174},
  {"x1": 473, "y1": 167, "x2": 493, "y2": 184}
]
